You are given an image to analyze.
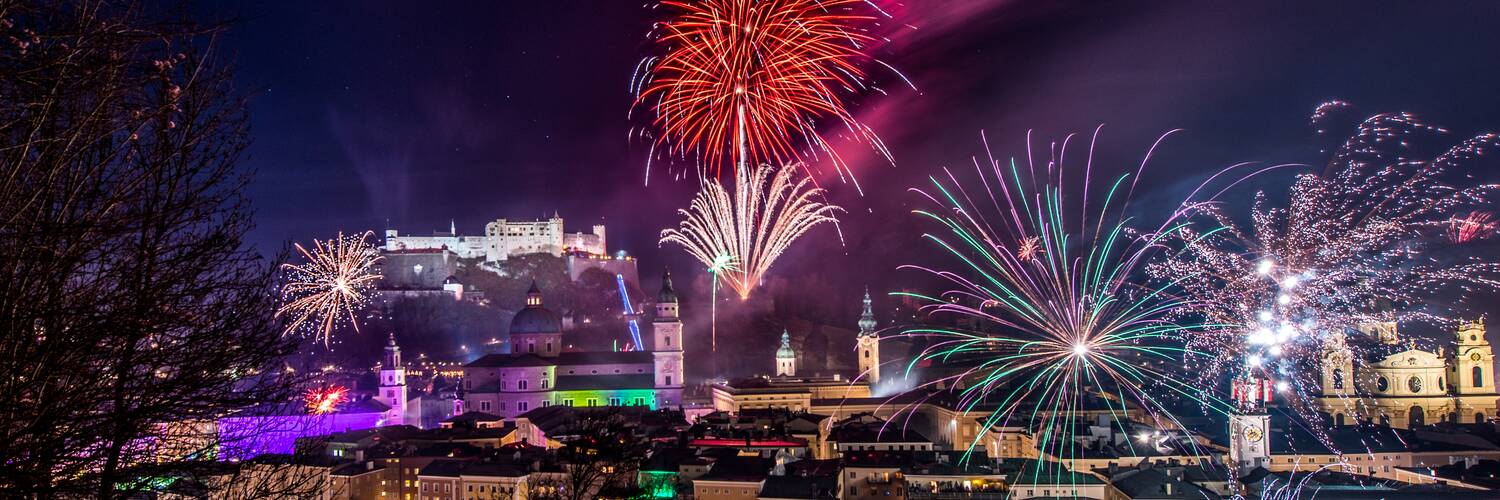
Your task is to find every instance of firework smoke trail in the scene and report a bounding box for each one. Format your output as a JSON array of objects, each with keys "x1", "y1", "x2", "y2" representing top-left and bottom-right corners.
[
  {"x1": 276, "y1": 231, "x2": 383, "y2": 347},
  {"x1": 1149, "y1": 103, "x2": 1500, "y2": 446},
  {"x1": 661, "y1": 163, "x2": 842, "y2": 301},
  {"x1": 634, "y1": 0, "x2": 901, "y2": 184},
  {"x1": 892, "y1": 129, "x2": 1236, "y2": 476},
  {"x1": 303, "y1": 385, "x2": 349, "y2": 415}
]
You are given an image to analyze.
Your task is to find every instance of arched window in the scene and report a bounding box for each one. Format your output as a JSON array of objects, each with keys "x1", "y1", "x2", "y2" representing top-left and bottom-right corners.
[
  {"x1": 864, "y1": 350, "x2": 871, "y2": 359},
  {"x1": 1476, "y1": 366, "x2": 1485, "y2": 387},
  {"x1": 1332, "y1": 369, "x2": 1344, "y2": 390},
  {"x1": 1410, "y1": 406, "x2": 1425, "y2": 427},
  {"x1": 1335, "y1": 413, "x2": 1346, "y2": 426},
  {"x1": 1376, "y1": 377, "x2": 1389, "y2": 392},
  {"x1": 1478, "y1": 413, "x2": 1487, "y2": 424}
]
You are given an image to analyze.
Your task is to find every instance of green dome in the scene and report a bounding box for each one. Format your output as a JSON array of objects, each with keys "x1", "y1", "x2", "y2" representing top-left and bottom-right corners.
[{"x1": 776, "y1": 330, "x2": 796, "y2": 359}]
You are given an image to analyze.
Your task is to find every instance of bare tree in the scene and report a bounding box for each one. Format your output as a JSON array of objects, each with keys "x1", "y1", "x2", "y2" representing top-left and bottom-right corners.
[
  {"x1": 522, "y1": 410, "x2": 649, "y2": 500},
  {"x1": 0, "y1": 1, "x2": 309, "y2": 497}
]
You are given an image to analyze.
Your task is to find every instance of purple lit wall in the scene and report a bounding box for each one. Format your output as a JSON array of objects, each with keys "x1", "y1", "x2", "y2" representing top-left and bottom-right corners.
[{"x1": 216, "y1": 411, "x2": 384, "y2": 460}]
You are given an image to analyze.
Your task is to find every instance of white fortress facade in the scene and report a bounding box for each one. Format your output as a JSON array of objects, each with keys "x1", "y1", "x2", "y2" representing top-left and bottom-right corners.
[{"x1": 383, "y1": 215, "x2": 605, "y2": 262}]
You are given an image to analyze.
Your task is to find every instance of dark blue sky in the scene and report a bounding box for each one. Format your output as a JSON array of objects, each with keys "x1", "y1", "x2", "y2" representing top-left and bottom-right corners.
[{"x1": 221, "y1": 1, "x2": 1500, "y2": 301}]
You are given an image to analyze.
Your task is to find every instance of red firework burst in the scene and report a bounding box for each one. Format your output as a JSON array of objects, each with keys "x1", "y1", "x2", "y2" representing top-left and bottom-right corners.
[
  {"x1": 1450, "y1": 211, "x2": 1497, "y2": 244},
  {"x1": 636, "y1": 0, "x2": 891, "y2": 181},
  {"x1": 303, "y1": 385, "x2": 349, "y2": 415}
]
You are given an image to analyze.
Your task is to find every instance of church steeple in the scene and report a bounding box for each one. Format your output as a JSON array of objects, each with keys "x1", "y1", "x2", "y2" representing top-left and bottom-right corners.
[
  {"x1": 775, "y1": 330, "x2": 797, "y2": 377},
  {"x1": 858, "y1": 288, "x2": 877, "y2": 335},
  {"x1": 384, "y1": 332, "x2": 402, "y2": 369},
  {"x1": 856, "y1": 288, "x2": 881, "y2": 384}
]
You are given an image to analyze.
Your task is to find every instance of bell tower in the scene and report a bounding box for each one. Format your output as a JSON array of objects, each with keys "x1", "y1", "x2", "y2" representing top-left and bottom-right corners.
[
  {"x1": 378, "y1": 332, "x2": 407, "y2": 426},
  {"x1": 856, "y1": 288, "x2": 881, "y2": 384},
  {"x1": 775, "y1": 330, "x2": 797, "y2": 377},
  {"x1": 1452, "y1": 319, "x2": 1495, "y2": 395},
  {"x1": 652, "y1": 269, "x2": 684, "y2": 407}
]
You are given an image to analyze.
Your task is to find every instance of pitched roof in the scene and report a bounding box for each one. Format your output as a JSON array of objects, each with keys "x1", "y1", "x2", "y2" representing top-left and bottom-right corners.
[
  {"x1": 700, "y1": 456, "x2": 774, "y2": 482},
  {"x1": 758, "y1": 475, "x2": 827, "y2": 499},
  {"x1": 466, "y1": 353, "x2": 555, "y2": 368}
]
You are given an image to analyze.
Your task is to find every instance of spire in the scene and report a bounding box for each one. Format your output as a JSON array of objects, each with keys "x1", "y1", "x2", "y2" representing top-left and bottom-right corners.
[
  {"x1": 858, "y1": 287, "x2": 877, "y2": 335},
  {"x1": 450, "y1": 219, "x2": 456, "y2": 236},
  {"x1": 526, "y1": 281, "x2": 543, "y2": 307},
  {"x1": 776, "y1": 329, "x2": 796, "y2": 359},
  {"x1": 658, "y1": 267, "x2": 678, "y2": 304},
  {"x1": 383, "y1": 332, "x2": 401, "y2": 370}
]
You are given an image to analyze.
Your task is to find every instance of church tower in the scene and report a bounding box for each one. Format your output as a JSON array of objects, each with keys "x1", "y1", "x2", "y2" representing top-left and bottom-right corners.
[
  {"x1": 775, "y1": 330, "x2": 797, "y2": 377},
  {"x1": 1319, "y1": 330, "x2": 1356, "y2": 426},
  {"x1": 857, "y1": 288, "x2": 881, "y2": 384},
  {"x1": 378, "y1": 333, "x2": 407, "y2": 426},
  {"x1": 1450, "y1": 319, "x2": 1499, "y2": 423},
  {"x1": 452, "y1": 378, "x2": 465, "y2": 418},
  {"x1": 1228, "y1": 375, "x2": 1271, "y2": 476},
  {"x1": 653, "y1": 269, "x2": 684, "y2": 407}
]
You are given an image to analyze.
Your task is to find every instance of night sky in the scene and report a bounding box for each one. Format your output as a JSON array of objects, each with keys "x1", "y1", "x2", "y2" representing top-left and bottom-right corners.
[{"x1": 221, "y1": 1, "x2": 1500, "y2": 311}]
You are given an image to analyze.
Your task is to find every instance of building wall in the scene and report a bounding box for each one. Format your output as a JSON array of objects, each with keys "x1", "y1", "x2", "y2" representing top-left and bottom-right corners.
[
  {"x1": 385, "y1": 217, "x2": 606, "y2": 263},
  {"x1": 840, "y1": 466, "x2": 907, "y2": 500},
  {"x1": 694, "y1": 479, "x2": 762, "y2": 500}
]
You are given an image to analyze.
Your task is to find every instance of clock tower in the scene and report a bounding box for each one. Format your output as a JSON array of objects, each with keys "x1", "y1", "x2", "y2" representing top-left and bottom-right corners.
[
  {"x1": 856, "y1": 288, "x2": 881, "y2": 384},
  {"x1": 1228, "y1": 375, "x2": 1271, "y2": 476},
  {"x1": 1450, "y1": 319, "x2": 1498, "y2": 423}
]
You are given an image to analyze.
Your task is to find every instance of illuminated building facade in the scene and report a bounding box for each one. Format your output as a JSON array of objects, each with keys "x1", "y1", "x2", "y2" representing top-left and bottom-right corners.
[
  {"x1": 383, "y1": 214, "x2": 606, "y2": 262},
  {"x1": 1317, "y1": 319, "x2": 1500, "y2": 428},
  {"x1": 458, "y1": 273, "x2": 685, "y2": 419}
]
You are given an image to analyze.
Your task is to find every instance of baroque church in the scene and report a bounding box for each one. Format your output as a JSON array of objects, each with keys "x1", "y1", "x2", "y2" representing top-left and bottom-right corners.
[
  {"x1": 1317, "y1": 319, "x2": 1499, "y2": 428},
  {"x1": 453, "y1": 270, "x2": 685, "y2": 419}
]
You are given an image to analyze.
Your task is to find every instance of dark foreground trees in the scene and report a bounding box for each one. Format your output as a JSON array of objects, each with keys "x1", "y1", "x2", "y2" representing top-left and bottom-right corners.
[{"x1": 0, "y1": 1, "x2": 305, "y2": 497}]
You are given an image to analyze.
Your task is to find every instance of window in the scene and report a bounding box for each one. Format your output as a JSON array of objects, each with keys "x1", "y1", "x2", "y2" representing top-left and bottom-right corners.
[
  {"x1": 1408, "y1": 376, "x2": 1423, "y2": 393},
  {"x1": 519, "y1": 380, "x2": 528, "y2": 390},
  {"x1": 587, "y1": 398, "x2": 598, "y2": 407},
  {"x1": 546, "y1": 342, "x2": 553, "y2": 353},
  {"x1": 1332, "y1": 368, "x2": 1344, "y2": 389},
  {"x1": 666, "y1": 336, "x2": 671, "y2": 346},
  {"x1": 541, "y1": 379, "x2": 548, "y2": 389},
  {"x1": 528, "y1": 343, "x2": 535, "y2": 353},
  {"x1": 387, "y1": 390, "x2": 395, "y2": 398},
  {"x1": 865, "y1": 350, "x2": 870, "y2": 358},
  {"x1": 480, "y1": 401, "x2": 491, "y2": 411},
  {"x1": 499, "y1": 402, "x2": 507, "y2": 411},
  {"x1": 1376, "y1": 377, "x2": 1389, "y2": 392},
  {"x1": 518, "y1": 401, "x2": 528, "y2": 412},
  {"x1": 665, "y1": 375, "x2": 673, "y2": 386},
  {"x1": 633, "y1": 397, "x2": 646, "y2": 406},
  {"x1": 1475, "y1": 366, "x2": 1485, "y2": 387},
  {"x1": 564, "y1": 399, "x2": 574, "y2": 407},
  {"x1": 609, "y1": 397, "x2": 621, "y2": 406}
]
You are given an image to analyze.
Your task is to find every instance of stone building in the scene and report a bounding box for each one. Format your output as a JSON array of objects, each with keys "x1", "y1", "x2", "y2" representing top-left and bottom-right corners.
[
  {"x1": 455, "y1": 271, "x2": 685, "y2": 419},
  {"x1": 1318, "y1": 319, "x2": 1500, "y2": 427}
]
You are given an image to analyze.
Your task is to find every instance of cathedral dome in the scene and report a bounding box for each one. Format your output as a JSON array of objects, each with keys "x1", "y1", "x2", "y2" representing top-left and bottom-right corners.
[{"x1": 510, "y1": 282, "x2": 562, "y2": 335}]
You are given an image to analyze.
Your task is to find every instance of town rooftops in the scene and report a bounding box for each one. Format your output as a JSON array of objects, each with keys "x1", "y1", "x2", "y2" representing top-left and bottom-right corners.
[
  {"x1": 758, "y1": 475, "x2": 835, "y2": 500},
  {"x1": 442, "y1": 411, "x2": 504, "y2": 425},
  {"x1": 700, "y1": 456, "x2": 775, "y2": 482}
]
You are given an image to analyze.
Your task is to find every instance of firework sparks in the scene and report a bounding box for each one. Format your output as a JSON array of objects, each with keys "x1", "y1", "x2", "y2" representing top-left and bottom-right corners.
[
  {"x1": 1149, "y1": 105, "x2": 1500, "y2": 438},
  {"x1": 303, "y1": 385, "x2": 349, "y2": 415},
  {"x1": 1449, "y1": 211, "x2": 1496, "y2": 244},
  {"x1": 276, "y1": 231, "x2": 383, "y2": 346},
  {"x1": 661, "y1": 163, "x2": 841, "y2": 301},
  {"x1": 634, "y1": 0, "x2": 898, "y2": 184},
  {"x1": 895, "y1": 130, "x2": 1233, "y2": 470}
]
